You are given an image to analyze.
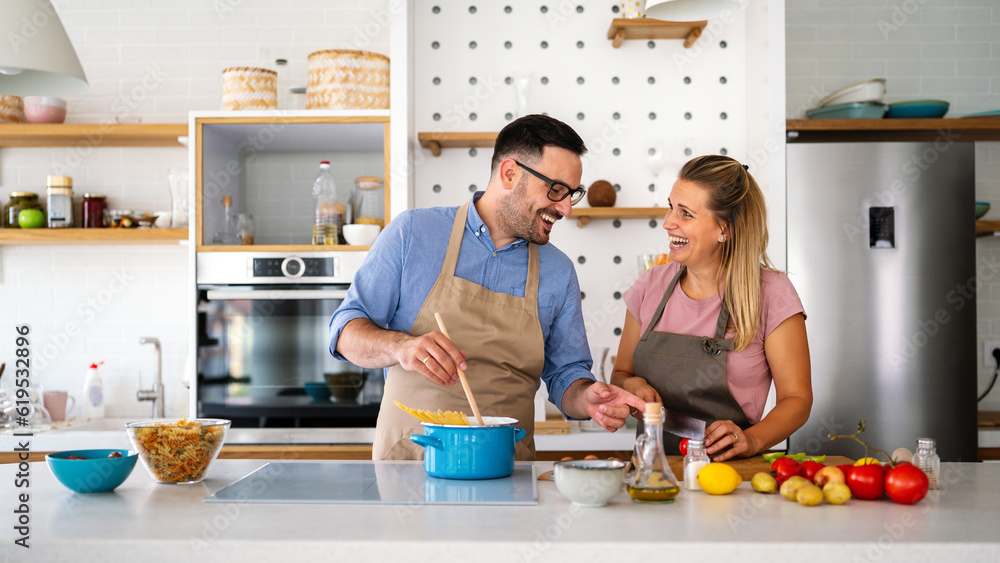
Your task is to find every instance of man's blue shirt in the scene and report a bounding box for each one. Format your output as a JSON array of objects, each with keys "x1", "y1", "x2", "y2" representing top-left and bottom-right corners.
[{"x1": 329, "y1": 193, "x2": 594, "y2": 415}]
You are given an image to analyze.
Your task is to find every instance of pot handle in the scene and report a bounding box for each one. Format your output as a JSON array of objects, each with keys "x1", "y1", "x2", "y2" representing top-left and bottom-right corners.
[
  {"x1": 514, "y1": 427, "x2": 527, "y2": 444},
  {"x1": 410, "y1": 434, "x2": 443, "y2": 451}
]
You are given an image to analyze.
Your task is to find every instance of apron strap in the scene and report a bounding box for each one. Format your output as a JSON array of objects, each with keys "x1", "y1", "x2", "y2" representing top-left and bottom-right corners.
[
  {"x1": 639, "y1": 264, "x2": 734, "y2": 352},
  {"x1": 525, "y1": 243, "x2": 539, "y2": 303},
  {"x1": 640, "y1": 265, "x2": 686, "y2": 341},
  {"x1": 441, "y1": 201, "x2": 471, "y2": 276}
]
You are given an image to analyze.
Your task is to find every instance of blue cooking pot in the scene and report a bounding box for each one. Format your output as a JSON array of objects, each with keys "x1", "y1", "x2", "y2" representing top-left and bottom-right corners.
[{"x1": 410, "y1": 416, "x2": 526, "y2": 480}]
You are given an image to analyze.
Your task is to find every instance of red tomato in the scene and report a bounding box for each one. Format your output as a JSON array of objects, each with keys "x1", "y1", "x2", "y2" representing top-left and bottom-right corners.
[
  {"x1": 837, "y1": 464, "x2": 854, "y2": 480},
  {"x1": 800, "y1": 460, "x2": 826, "y2": 482},
  {"x1": 847, "y1": 464, "x2": 885, "y2": 500},
  {"x1": 884, "y1": 464, "x2": 929, "y2": 505},
  {"x1": 771, "y1": 457, "x2": 802, "y2": 485},
  {"x1": 679, "y1": 438, "x2": 689, "y2": 457}
]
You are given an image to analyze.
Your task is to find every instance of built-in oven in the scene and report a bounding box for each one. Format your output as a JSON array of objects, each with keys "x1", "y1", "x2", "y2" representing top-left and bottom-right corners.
[{"x1": 195, "y1": 251, "x2": 380, "y2": 428}]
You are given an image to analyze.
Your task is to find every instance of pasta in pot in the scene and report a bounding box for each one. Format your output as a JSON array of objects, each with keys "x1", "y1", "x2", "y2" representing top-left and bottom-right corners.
[{"x1": 128, "y1": 419, "x2": 229, "y2": 483}]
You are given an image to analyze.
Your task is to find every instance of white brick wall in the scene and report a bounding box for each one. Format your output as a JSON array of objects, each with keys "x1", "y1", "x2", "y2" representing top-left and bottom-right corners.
[
  {"x1": 0, "y1": 0, "x2": 390, "y2": 420},
  {"x1": 786, "y1": 0, "x2": 1000, "y2": 410}
]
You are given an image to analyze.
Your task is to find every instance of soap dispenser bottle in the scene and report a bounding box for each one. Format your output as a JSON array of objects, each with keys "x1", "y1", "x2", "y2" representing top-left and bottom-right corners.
[{"x1": 83, "y1": 361, "x2": 105, "y2": 419}]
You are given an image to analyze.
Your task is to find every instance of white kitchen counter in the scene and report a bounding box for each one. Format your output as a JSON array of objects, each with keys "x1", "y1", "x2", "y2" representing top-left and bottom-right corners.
[{"x1": 1, "y1": 459, "x2": 997, "y2": 562}]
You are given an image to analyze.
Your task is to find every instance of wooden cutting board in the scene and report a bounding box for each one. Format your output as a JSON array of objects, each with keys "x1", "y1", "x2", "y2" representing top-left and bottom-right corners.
[{"x1": 669, "y1": 455, "x2": 855, "y2": 481}]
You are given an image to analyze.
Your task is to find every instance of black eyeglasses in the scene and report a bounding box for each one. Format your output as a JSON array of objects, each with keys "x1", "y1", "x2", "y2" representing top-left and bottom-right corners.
[{"x1": 515, "y1": 161, "x2": 586, "y2": 206}]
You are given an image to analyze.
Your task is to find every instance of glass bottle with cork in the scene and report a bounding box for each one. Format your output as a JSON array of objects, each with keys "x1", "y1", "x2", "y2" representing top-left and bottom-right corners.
[
  {"x1": 47, "y1": 175, "x2": 74, "y2": 228},
  {"x1": 211, "y1": 195, "x2": 240, "y2": 245},
  {"x1": 627, "y1": 402, "x2": 680, "y2": 503}
]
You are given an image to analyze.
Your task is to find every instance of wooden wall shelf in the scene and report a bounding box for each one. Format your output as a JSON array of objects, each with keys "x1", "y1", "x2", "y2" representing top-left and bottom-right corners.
[
  {"x1": 196, "y1": 244, "x2": 370, "y2": 252},
  {"x1": 607, "y1": 18, "x2": 707, "y2": 49},
  {"x1": 976, "y1": 221, "x2": 1000, "y2": 237},
  {"x1": 787, "y1": 118, "x2": 1000, "y2": 143},
  {"x1": 0, "y1": 228, "x2": 188, "y2": 245},
  {"x1": 0, "y1": 123, "x2": 188, "y2": 148},
  {"x1": 418, "y1": 132, "x2": 497, "y2": 156},
  {"x1": 573, "y1": 207, "x2": 665, "y2": 227}
]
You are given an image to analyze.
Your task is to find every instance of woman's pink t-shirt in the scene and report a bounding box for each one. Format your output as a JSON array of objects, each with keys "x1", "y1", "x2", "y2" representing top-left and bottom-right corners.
[{"x1": 623, "y1": 261, "x2": 805, "y2": 424}]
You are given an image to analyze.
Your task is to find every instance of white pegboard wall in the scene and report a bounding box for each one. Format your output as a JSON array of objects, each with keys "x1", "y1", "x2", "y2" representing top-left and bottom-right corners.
[{"x1": 412, "y1": 1, "x2": 750, "y2": 353}]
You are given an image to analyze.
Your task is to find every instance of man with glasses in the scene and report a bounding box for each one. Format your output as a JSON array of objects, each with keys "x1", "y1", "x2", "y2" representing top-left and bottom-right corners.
[{"x1": 331, "y1": 114, "x2": 645, "y2": 461}]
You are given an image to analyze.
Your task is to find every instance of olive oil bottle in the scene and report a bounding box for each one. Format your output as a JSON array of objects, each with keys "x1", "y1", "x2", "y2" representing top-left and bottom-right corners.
[{"x1": 627, "y1": 402, "x2": 680, "y2": 503}]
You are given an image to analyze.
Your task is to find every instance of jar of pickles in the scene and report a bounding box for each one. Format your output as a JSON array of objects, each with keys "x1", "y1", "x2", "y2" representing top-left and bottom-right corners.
[
  {"x1": 82, "y1": 193, "x2": 107, "y2": 228},
  {"x1": 5, "y1": 192, "x2": 41, "y2": 228}
]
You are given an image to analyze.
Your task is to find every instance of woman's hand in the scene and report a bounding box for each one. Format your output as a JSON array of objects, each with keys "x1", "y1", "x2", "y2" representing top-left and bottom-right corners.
[
  {"x1": 704, "y1": 420, "x2": 758, "y2": 462},
  {"x1": 619, "y1": 376, "x2": 661, "y2": 419}
]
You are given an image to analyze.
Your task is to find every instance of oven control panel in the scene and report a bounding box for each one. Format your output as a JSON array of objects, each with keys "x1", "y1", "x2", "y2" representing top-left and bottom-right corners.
[{"x1": 251, "y1": 257, "x2": 338, "y2": 279}]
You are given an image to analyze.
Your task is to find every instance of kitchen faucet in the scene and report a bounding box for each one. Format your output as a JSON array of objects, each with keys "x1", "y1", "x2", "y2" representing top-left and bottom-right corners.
[{"x1": 137, "y1": 337, "x2": 164, "y2": 418}]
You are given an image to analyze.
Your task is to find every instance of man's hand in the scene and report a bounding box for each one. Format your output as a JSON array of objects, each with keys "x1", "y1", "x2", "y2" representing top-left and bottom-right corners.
[
  {"x1": 580, "y1": 381, "x2": 648, "y2": 432},
  {"x1": 400, "y1": 331, "x2": 467, "y2": 386},
  {"x1": 618, "y1": 376, "x2": 662, "y2": 419}
]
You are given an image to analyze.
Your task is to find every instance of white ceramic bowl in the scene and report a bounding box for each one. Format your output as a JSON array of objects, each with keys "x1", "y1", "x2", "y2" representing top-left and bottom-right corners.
[
  {"x1": 818, "y1": 79, "x2": 886, "y2": 108},
  {"x1": 343, "y1": 223, "x2": 380, "y2": 246},
  {"x1": 553, "y1": 459, "x2": 627, "y2": 507}
]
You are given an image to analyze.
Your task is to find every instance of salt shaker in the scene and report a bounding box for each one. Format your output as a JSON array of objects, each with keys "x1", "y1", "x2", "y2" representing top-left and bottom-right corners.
[
  {"x1": 912, "y1": 437, "x2": 940, "y2": 490},
  {"x1": 683, "y1": 439, "x2": 710, "y2": 490}
]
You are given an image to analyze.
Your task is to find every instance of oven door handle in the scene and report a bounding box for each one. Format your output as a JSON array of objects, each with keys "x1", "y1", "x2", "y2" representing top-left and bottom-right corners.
[{"x1": 205, "y1": 289, "x2": 349, "y2": 300}]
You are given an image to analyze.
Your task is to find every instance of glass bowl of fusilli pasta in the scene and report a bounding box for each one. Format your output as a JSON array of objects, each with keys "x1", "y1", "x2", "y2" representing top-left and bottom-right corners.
[{"x1": 126, "y1": 418, "x2": 230, "y2": 484}]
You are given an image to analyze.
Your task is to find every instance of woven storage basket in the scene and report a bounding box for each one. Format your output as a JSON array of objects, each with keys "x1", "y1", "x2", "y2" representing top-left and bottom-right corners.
[
  {"x1": 221, "y1": 67, "x2": 277, "y2": 110},
  {"x1": 307, "y1": 50, "x2": 389, "y2": 110},
  {"x1": 0, "y1": 96, "x2": 25, "y2": 123}
]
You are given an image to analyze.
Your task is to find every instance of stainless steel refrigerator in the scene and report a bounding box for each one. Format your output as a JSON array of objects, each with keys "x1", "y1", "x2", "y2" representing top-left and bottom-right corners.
[{"x1": 786, "y1": 141, "x2": 978, "y2": 462}]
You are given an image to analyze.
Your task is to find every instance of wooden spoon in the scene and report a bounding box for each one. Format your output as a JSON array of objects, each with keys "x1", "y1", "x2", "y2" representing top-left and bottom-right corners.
[{"x1": 434, "y1": 312, "x2": 485, "y2": 426}]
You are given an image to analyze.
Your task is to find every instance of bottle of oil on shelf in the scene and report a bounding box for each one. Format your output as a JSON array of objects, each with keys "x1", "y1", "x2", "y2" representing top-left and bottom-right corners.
[
  {"x1": 627, "y1": 402, "x2": 680, "y2": 503},
  {"x1": 312, "y1": 161, "x2": 352, "y2": 245}
]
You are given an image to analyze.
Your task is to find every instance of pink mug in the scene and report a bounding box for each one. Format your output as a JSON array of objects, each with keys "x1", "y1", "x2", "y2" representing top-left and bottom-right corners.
[{"x1": 43, "y1": 391, "x2": 75, "y2": 422}]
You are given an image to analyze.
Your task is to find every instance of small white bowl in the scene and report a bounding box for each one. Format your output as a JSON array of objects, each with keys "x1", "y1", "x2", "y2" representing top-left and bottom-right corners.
[
  {"x1": 553, "y1": 459, "x2": 627, "y2": 507},
  {"x1": 343, "y1": 224, "x2": 380, "y2": 246},
  {"x1": 818, "y1": 78, "x2": 886, "y2": 108}
]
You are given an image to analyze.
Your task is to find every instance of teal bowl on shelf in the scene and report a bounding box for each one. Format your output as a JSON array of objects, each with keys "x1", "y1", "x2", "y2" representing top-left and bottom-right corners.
[
  {"x1": 46, "y1": 449, "x2": 138, "y2": 493},
  {"x1": 976, "y1": 202, "x2": 991, "y2": 220},
  {"x1": 304, "y1": 382, "x2": 332, "y2": 401},
  {"x1": 885, "y1": 100, "x2": 950, "y2": 119}
]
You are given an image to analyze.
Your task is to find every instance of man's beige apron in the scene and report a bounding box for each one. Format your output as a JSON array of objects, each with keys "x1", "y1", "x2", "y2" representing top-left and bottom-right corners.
[
  {"x1": 372, "y1": 201, "x2": 546, "y2": 461},
  {"x1": 633, "y1": 265, "x2": 752, "y2": 455}
]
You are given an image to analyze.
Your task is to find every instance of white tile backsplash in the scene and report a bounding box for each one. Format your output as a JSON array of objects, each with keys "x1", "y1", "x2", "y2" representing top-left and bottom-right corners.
[
  {"x1": 0, "y1": 0, "x2": 390, "y2": 419},
  {"x1": 787, "y1": 0, "x2": 1000, "y2": 410}
]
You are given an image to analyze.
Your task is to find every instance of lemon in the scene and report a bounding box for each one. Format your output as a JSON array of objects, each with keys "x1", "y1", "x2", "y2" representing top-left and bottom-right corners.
[
  {"x1": 854, "y1": 457, "x2": 881, "y2": 466},
  {"x1": 697, "y1": 463, "x2": 742, "y2": 495}
]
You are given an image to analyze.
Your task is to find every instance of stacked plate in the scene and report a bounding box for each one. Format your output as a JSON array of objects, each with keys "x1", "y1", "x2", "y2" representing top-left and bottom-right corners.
[{"x1": 806, "y1": 79, "x2": 887, "y2": 119}]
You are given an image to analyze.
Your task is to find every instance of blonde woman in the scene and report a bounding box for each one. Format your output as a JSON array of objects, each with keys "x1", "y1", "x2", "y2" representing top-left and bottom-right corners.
[{"x1": 610, "y1": 155, "x2": 812, "y2": 462}]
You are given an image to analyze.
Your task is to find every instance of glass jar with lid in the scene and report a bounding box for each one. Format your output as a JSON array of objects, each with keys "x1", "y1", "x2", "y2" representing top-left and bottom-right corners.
[
  {"x1": 82, "y1": 193, "x2": 107, "y2": 228},
  {"x1": 353, "y1": 176, "x2": 384, "y2": 228},
  {"x1": 5, "y1": 192, "x2": 42, "y2": 228},
  {"x1": 46, "y1": 175, "x2": 73, "y2": 228}
]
